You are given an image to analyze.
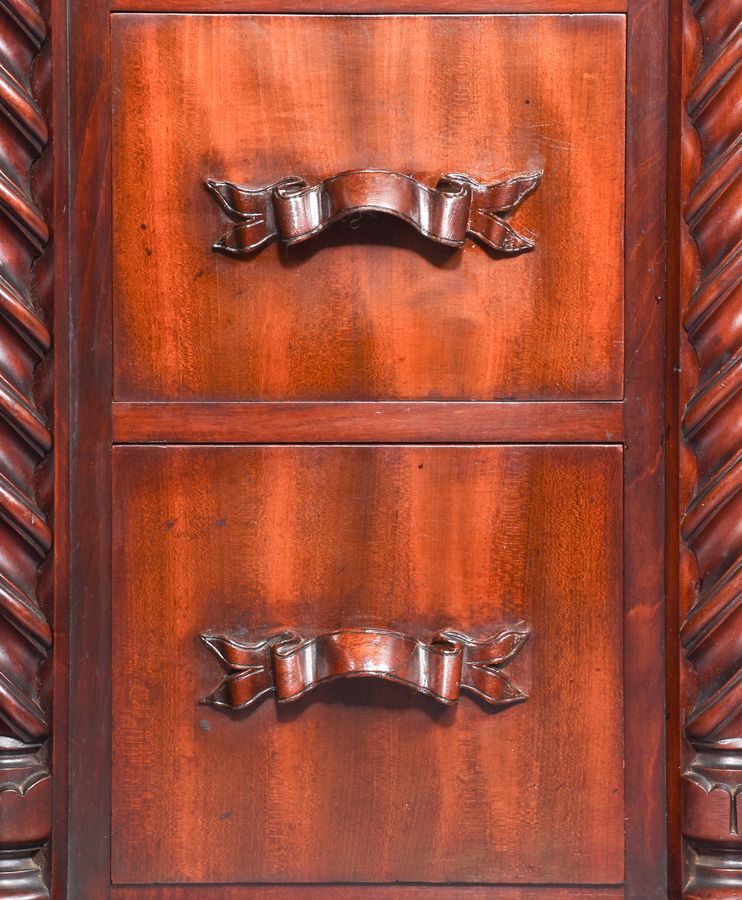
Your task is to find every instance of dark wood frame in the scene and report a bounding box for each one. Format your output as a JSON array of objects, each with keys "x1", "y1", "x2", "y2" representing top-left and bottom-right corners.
[
  {"x1": 4, "y1": 0, "x2": 734, "y2": 895},
  {"x1": 64, "y1": 3, "x2": 668, "y2": 896}
]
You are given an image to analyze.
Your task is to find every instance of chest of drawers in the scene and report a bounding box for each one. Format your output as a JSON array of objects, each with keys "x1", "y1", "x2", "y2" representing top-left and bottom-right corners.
[{"x1": 0, "y1": 0, "x2": 738, "y2": 896}]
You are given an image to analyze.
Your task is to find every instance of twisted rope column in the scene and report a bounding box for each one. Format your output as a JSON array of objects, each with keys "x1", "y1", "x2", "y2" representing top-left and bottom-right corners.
[
  {"x1": 0, "y1": 0, "x2": 52, "y2": 895},
  {"x1": 680, "y1": 0, "x2": 742, "y2": 895}
]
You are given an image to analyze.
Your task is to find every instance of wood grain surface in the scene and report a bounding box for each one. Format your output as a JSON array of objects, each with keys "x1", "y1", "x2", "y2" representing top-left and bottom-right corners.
[
  {"x1": 111, "y1": 14, "x2": 625, "y2": 403},
  {"x1": 111, "y1": 444, "x2": 624, "y2": 885},
  {"x1": 59, "y1": 1, "x2": 671, "y2": 895},
  {"x1": 621, "y1": 0, "x2": 669, "y2": 895},
  {"x1": 111, "y1": 887, "x2": 625, "y2": 899},
  {"x1": 111, "y1": 0, "x2": 626, "y2": 11},
  {"x1": 111, "y1": 401, "x2": 624, "y2": 444}
]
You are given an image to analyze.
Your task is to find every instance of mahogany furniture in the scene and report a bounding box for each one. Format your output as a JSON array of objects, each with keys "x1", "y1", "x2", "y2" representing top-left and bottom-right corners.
[{"x1": 0, "y1": 0, "x2": 737, "y2": 896}]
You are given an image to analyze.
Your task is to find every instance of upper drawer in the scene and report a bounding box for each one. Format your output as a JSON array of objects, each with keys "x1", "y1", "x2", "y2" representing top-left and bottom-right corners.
[{"x1": 112, "y1": 14, "x2": 625, "y2": 402}]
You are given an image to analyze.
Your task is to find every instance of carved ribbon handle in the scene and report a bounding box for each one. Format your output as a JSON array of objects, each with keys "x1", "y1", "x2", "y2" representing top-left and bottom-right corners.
[
  {"x1": 201, "y1": 626, "x2": 529, "y2": 710},
  {"x1": 206, "y1": 169, "x2": 542, "y2": 256}
]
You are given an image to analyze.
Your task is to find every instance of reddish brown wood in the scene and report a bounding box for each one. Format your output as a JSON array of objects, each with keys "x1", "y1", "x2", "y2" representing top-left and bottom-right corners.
[
  {"x1": 666, "y1": 0, "x2": 686, "y2": 891},
  {"x1": 678, "y1": 0, "x2": 742, "y2": 897},
  {"x1": 49, "y1": 0, "x2": 70, "y2": 888},
  {"x1": 112, "y1": 888, "x2": 625, "y2": 900},
  {"x1": 111, "y1": 0, "x2": 626, "y2": 10},
  {"x1": 202, "y1": 626, "x2": 529, "y2": 708},
  {"x1": 207, "y1": 169, "x2": 542, "y2": 255},
  {"x1": 622, "y1": 2, "x2": 670, "y2": 897},
  {"x1": 64, "y1": 0, "x2": 113, "y2": 893},
  {"x1": 59, "y1": 3, "x2": 670, "y2": 896},
  {"x1": 112, "y1": 13, "x2": 626, "y2": 404},
  {"x1": 111, "y1": 444, "x2": 624, "y2": 885},
  {"x1": 112, "y1": 401, "x2": 624, "y2": 444},
  {"x1": 0, "y1": 0, "x2": 52, "y2": 896}
]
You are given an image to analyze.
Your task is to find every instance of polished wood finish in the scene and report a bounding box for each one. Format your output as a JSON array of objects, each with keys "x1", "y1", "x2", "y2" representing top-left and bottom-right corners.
[
  {"x1": 112, "y1": 0, "x2": 627, "y2": 9},
  {"x1": 207, "y1": 169, "x2": 542, "y2": 255},
  {"x1": 49, "y1": 1, "x2": 673, "y2": 896},
  {"x1": 622, "y1": 1, "x2": 669, "y2": 896},
  {"x1": 677, "y1": 0, "x2": 742, "y2": 897},
  {"x1": 63, "y1": 0, "x2": 113, "y2": 894},
  {"x1": 112, "y1": 888, "x2": 625, "y2": 900},
  {"x1": 111, "y1": 445, "x2": 623, "y2": 885},
  {"x1": 202, "y1": 626, "x2": 530, "y2": 708},
  {"x1": 112, "y1": 401, "x2": 624, "y2": 444},
  {"x1": 112, "y1": 13, "x2": 625, "y2": 403},
  {"x1": 0, "y1": 0, "x2": 53, "y2": 896}
]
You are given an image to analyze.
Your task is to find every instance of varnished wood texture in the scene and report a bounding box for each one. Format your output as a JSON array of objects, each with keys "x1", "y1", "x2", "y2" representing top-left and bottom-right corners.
[
  {"x1": 111, "y1": 444, "x2": 623, "y2": 885},
  {"x1": 0, "y1": 0, "x2": 53, "y2": 897},
  {"x1": 677, "y1": 0, "x2": 742, "y2": 896},
  {"x1": 59, "y1": 0, "x2": 670, "y2": 894},
  {"x1": 201, "y1": 626, "x2": 530, "y2": 708},
  {"x1": 111, "y1": 0, "x2": 627, "y2": 11},
  {"x1": 111, "y1": 14, "x2": 625, "y2": 403},
  {"x1": 111, "y1": 400, "x2": 624, "y2": 443},
  {"x1": 112, "y1": 887, "x2": 625, "y2": 899}
]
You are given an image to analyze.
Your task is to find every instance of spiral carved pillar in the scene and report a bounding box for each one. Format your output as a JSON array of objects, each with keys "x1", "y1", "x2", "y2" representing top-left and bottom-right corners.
[
  {"x1": 679, "y1": 0, "x2": 742, "y2": 895},
  {"x1": 0, "y1": 0, "x2": 52, "y2": 896}
]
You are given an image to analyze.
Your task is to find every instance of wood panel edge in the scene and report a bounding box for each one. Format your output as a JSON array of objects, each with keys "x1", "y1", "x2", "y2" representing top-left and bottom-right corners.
[
  {"x1": 65, "y1": 0, "x2": 114, "y2": 893},
  {"x1": 108, "y1": 2, "x2": 629, "y2": 14},
  {"x1": 111, "y1": 402, "x2": 625, "y2": 444},
  {"x1": 110, "y1": 885, "x2": 627, "y2": 899},
  {"x1": 622, "y1": 0, "x2": 669, "y2": 895}
]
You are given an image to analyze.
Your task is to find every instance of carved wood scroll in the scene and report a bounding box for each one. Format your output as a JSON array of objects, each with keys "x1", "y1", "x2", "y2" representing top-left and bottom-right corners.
[
  {"x1": 679, "y1": 0, "x2": 742, "y2": 896},
  {"x1": 206, "y1": 169, "x2": 542, "y2": 256},
  {"x1": 0, "y1": 0, "x2": 52, "y2": 897},
  {"x1": 202, "y1": 627, "x2": 529, "y2": 710}
]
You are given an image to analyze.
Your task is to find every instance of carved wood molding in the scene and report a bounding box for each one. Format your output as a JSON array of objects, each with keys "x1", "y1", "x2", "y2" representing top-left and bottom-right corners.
[
  {"x1": 207, "y1": 169, "x2": 542, "y2": 256},
  {"x1": 0, "y1": 0, "x2": 52, "y2": 896},
  {"x1": 202, "y1": 626, "x2": 529, "y2": 712},
  {"x1": 679, "y1": 0, "x2": 742, "y2": 895}
]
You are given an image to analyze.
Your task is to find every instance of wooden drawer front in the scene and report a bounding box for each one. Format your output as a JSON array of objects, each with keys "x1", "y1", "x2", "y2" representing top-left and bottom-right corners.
[
  {"x1": 111, "y1": 444, "x2": 623, "y2": 885},
  {"x1": 112, "y1": 14, "x2": 625, "y2": 402}
]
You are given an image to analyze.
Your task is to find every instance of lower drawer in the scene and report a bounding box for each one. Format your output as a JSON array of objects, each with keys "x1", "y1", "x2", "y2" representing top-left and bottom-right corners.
[{"x1": 111, "y1": 444, "x2": 623, "y2": 885}]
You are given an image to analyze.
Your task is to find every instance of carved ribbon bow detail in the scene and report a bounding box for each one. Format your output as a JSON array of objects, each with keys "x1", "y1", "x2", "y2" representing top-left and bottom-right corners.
[
  {"x1": 201, "y1": 626, "x2": 529, "y2": 710},
  {"x1": 206, "y1": 169, "x2": 542, "y2": 256}
]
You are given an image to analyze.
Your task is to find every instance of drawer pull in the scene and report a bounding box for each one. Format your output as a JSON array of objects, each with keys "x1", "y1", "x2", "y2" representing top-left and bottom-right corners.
[
  {"x1": 206, "y1": 169, "x2": 541, "y2": 257},
  {"x1": 201, "y1": 625, "x2": 529, "y2": 711}
]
